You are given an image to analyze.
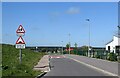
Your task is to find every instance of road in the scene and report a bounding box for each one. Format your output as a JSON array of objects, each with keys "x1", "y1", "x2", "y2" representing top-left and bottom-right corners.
[
  {"x1": 65, "y1": 54, "x2": 118, "y2": 75},
  {"x1": 41, "y1": 55, "x2": 119, "y2": 78}
]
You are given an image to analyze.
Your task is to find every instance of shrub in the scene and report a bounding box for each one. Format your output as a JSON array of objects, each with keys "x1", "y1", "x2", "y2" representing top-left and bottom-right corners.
[
  {"x1": 95, "y1": 55, "x2": 100, "y2": 59},
  {"x1": 2, "y1": 65, "x2": 8, "y2": 70},
  {"x1": 108, "y1": 52, "x2": 117, "y2": 61}
]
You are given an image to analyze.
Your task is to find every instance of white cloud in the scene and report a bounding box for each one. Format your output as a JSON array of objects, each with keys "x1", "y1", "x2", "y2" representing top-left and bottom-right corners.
[{"x1": 66, "y1": 7, "x2": 80, "y2": 14}]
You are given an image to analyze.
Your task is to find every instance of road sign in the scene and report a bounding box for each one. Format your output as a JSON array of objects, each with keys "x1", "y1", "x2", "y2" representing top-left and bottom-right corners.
[
  {"x1": 16, "y1": 44, "x2": 25, "y2": 49},
  {"x1": 16, "y1": 36, "x2": 25, "y2": 49},
  {"x1": 16, "y1": 25, "x2": 25, "y2": 36},
  {"x1": 16, "y1": 25, "x2": 26, "y2": 64},
  {"x1": 16, "y1": 36, "x2": 25, "y2": 44}
]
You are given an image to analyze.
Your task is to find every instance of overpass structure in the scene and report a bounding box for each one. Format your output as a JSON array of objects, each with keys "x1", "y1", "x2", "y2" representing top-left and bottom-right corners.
[
  {"x1": 26, "y1": 46, "x2": 105, "y2": 53},
  {"x1": 26, "y1": 46, "x2": 67, "y2": 52}
]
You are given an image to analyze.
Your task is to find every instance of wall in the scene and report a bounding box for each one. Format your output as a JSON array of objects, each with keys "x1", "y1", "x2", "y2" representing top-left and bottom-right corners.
[{"x1": 106, "y1": 36, "x2": 120, "y2": 53}]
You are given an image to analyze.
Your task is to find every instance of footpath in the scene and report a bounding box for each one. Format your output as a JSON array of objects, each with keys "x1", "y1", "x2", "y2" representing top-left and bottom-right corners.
[
  {"x1": 65, "y1": 54, "x2": 119, "y2": 76},
  {"x1": 33, "y1": 55, "x2": 50, "y2": 72}
]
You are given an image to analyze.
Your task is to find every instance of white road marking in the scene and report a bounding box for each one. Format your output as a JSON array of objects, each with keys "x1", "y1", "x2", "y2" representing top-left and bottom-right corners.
[{"x1": 67, "y1": 56, "x2": 118, "y2": 76}]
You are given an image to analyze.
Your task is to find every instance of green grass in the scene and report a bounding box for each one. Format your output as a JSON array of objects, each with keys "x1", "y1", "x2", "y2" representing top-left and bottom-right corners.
[
  {"x1": 2, "y1": 44, "x2": 44, "y2": 77},
  {"x1": 0, "y1": 44, "x2": 2, "y2": 78}
]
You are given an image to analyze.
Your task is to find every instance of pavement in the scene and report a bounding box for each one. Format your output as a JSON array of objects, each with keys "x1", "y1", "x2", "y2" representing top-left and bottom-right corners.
[
  {"x1": 64, "y1": 54, "x2": 118, "y2": 76},
  {"x1": 33, "y1": 55, "x2": 50, "y2": 72}
]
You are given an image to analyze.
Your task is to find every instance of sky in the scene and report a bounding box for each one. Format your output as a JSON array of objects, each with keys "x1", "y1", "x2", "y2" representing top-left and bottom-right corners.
[
  {"x1": 1, "y1": 0, "x2": 119, "y2": 2},
  {"x1": 0, "y1": 2, "x2": 2, "y2": 44},
  {"x1": 2, "y1": 2, "x2": 118, "y2": 47}
]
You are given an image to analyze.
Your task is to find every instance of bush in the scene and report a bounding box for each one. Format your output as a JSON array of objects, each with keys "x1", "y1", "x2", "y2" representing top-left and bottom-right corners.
[
  {"x1": 2, "y1": 65, "x2": 9, "y2": 70},
  {"x1": 95, "y1": 55, "x2": 100, "y2": 59},
  {"x1": 117, "y1": 56, "x2": 120, "y2": 62},
  {"x1": 108, "y1": 53, "x2": 117, "y2": 61}
]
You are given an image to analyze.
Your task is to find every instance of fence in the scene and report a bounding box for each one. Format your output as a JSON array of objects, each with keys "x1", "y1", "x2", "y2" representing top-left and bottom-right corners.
[{"x1": 63, "y1": 49, "x2": 120, "y2": 62}]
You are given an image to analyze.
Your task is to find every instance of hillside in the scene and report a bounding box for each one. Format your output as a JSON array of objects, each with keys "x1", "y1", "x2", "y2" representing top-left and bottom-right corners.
[
  {"x1": 0, "y1": 44, "x2": 1, "y2": 78},
  {"x1": 2, "y1": 44, "x2": 44, "y2": 77}
]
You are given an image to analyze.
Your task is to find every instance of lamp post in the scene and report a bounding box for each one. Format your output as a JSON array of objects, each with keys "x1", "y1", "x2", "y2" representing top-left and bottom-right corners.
[
  {"x1": 69, "y1": 33, "x2": 71, "y2": 54},
  {"x1": 86, "y1": 19, "x2": 90, "y2": 57},
  {"x1": 118, "y1": 26, "x2": 120, "y2": 56},
  {"x1": 118, "y1": 26, "x2": 120, "y2": 37},
  {"x1": 61, "y1": 41, "x2": 63, "y2": 55}
]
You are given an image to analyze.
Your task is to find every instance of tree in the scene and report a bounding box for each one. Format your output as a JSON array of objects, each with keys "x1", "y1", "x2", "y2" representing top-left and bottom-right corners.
[
  {"x1": 66, "y1": 43, "x2": 70, "y2": 49},
  {"x1": 80, "y1": 46, "x2": 88, "y2": 51},
  {"x1": 74, "y1": 43, "x2": 78, "y2": 54},
  {"x1": 66, "y1": 43, "x2": 71, "y2": 54},
  {"x1": 80, "y1": 46, "x2": 88, "y2": 56},
  {"x1": 74, "y1": 43, "x2": 77, "y2": 48}
]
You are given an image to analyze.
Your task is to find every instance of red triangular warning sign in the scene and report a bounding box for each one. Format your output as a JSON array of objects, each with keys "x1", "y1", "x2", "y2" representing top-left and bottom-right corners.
[
  {"x1": 16, "y1": 36, "x2": 25, "y2": 44},
  {"x1": 16, "y1": 25, "x2": 25, "y2": 33}
]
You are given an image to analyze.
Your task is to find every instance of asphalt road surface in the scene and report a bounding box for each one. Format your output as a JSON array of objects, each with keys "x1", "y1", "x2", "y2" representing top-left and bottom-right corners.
[
  {"x1": 43, "y1": 55, "x2": 114, "y2": 77},
  {"x1": 65, "y1": 54, "x2": 118, "y2": 75}
]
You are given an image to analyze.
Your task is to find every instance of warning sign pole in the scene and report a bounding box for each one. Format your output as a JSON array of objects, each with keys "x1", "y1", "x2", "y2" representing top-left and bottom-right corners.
[
  {"x1": 19, "y1": 49, "x2": 22, "y2": 64},
  {"x1": 16, "y1": 25, "x2": 26, "y2": 64}
]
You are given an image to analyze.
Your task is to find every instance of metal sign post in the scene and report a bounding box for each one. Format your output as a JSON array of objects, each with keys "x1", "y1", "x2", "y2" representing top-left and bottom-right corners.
[
  {"x1": 19, "y1": 49, "x2": 22, "y2": 64},
  {"x1": 16, "y1": 25, "x2": 26, "y2": 64}
]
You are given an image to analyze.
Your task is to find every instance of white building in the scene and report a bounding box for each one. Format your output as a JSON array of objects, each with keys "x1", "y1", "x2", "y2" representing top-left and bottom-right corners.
[{"x1": 106, "y1": 35, "x2": 120, "y2": 53}]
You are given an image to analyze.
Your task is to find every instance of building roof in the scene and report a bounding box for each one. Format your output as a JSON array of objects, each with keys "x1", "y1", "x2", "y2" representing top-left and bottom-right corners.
[
  {"x1": 106, "y1": 39, "x2": 113, "y2": 45},
  {"x1": 106, "y1": 35, "x2": 120, "y2": 45},
  {"x1": 92, "y1": 47, "x2": 105, "y2": 49},
  {"x1": 115, "y1": 35, "x2": 120, "y2": 38}
]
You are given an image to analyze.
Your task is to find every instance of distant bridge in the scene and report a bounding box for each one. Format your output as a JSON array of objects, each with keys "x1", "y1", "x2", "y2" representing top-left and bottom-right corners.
[
  {"x1": 26, "y1": 46, "x2": 105, "y2": 52},
  {"x1": 26, "y1": 46, "x2": 68, "y2": 52}
]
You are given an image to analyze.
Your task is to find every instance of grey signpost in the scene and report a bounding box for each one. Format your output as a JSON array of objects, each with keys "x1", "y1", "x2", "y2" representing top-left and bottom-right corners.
[
  {"x1": 16, "y1": 25, "x2": 26, "y2": 64},
  {"x1": 19, "y1": 45, "x2": 22, "y2": 64}
]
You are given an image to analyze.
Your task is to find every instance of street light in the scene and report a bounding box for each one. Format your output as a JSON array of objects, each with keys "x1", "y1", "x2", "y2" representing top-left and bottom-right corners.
[
  {"x1": 118, "y1": 26, "x2": 120, "y2": 36},
  {"x1": 118, "y1": 26, "x2": 120, "y2": 56},
  {"x1": 61, "y1": 41, "x2": 63, "y2": 55},
  {"x1": 86, "y1": 19, "x2": 90, "y2": 57},
  {"x1": 69, "y1": 33, "x2": 71, "y2": 54}
]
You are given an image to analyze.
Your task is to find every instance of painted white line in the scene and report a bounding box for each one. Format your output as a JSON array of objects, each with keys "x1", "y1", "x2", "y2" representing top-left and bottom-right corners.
[
  {"x1": 68, "y1": 57, "x2": 118, "y2": 76},
  {"x1": 86, "y1": 56, "x2": 118, "y2": 64},
  {"x1": 57, "y1": 57, "x2": 60, "y2": 58}
]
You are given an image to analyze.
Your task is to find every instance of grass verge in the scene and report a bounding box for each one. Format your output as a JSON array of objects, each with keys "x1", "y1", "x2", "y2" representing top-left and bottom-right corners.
[{"x1": 2, "y1": 44, "x2": 44, "y2": 77}]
